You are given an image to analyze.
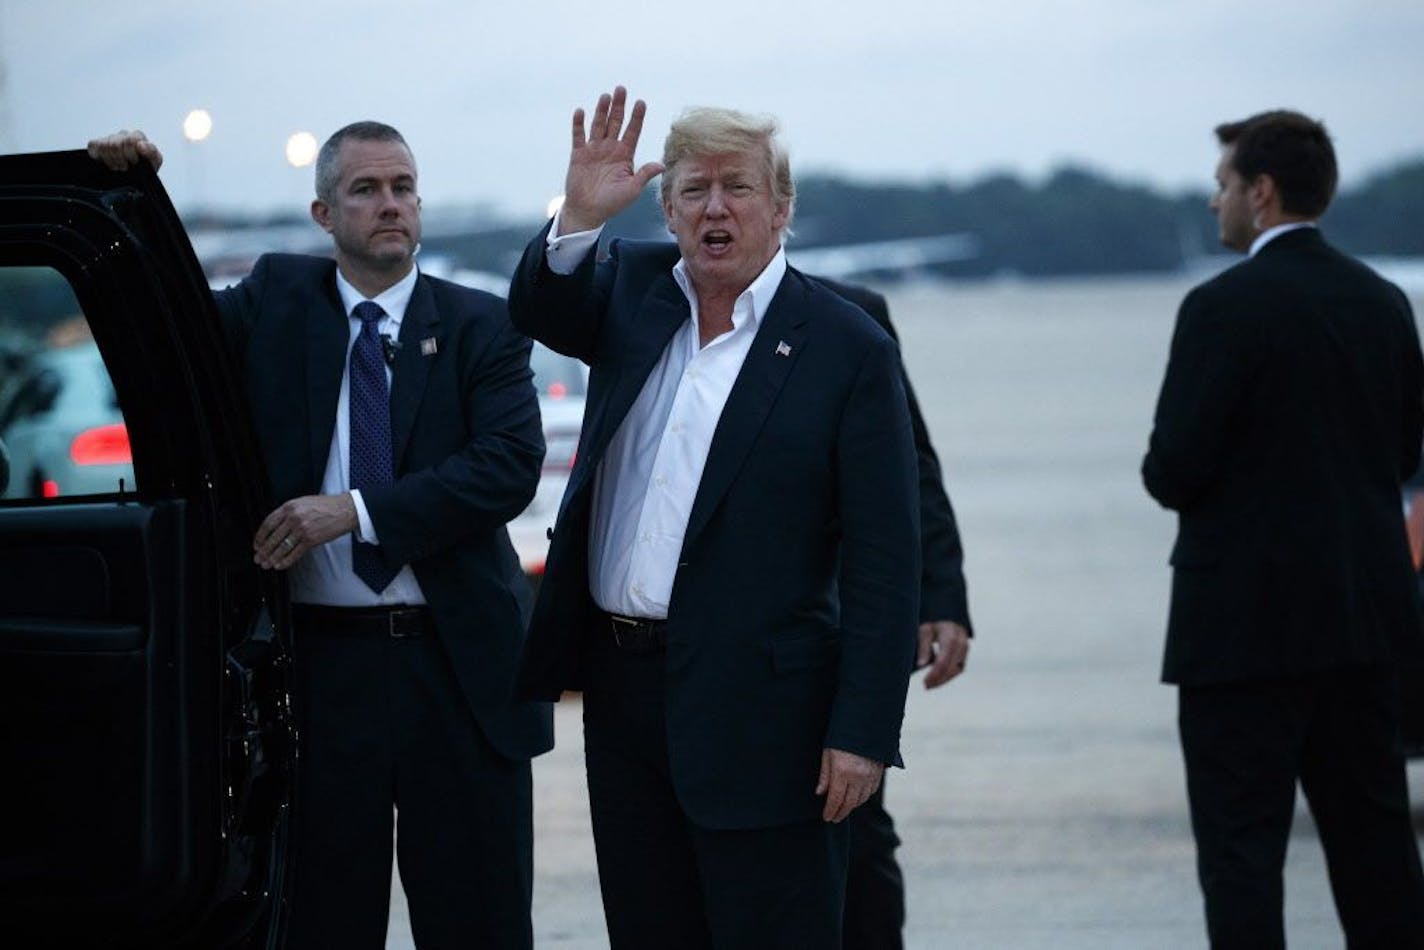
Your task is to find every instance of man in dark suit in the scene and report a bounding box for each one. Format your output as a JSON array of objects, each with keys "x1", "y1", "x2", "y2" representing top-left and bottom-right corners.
[
  {"x1": 88, "y1": 124, "x2": 551, "y2": 949},
  {"x1": 508, "y1": 87, "x2": 921, "y2": 947},
  {"x1": 1142, "y1": 110, "x2": 1424, "y2": 948},
  {"x1": 816, "y1": 278, "x2": 973, "y2": 950}
]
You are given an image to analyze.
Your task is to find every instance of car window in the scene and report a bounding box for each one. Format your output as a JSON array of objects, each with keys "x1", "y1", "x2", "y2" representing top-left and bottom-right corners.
[{"x1": 0, "y1": 266, "x2": 137, "y2": 499}]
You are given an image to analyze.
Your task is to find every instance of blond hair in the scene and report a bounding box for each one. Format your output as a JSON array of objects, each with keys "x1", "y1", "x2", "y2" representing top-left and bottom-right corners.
[{"x1": 660, "y1": 107, "x2": 795, "y2": 230}]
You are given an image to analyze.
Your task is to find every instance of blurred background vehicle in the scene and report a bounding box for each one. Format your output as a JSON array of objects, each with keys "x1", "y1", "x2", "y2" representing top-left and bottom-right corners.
[
  {"x1": 0, "y1": 333, "x2": 133, "y2": 499},
  {"x1": 509, "y1": 341, "x2": 585, "y2": 593}
]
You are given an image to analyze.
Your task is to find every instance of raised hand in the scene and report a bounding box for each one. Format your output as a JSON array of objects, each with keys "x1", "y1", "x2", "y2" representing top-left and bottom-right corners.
[
  {"x1": 558, "y1": 86, "x2": 664, "y2": 235},
  {"x1": 87, "y1": 130, "x2": 164, "y2": 172}
]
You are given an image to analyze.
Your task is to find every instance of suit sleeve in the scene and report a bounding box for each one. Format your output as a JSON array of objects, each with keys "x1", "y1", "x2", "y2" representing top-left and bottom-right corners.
[
  {"x1": 1392, "y1": 288, "x2": 1424, "y2": 480},
  {"x1": 360, "y1": 303, "x2": 545, "y2": 565},
  {"x1": 507, "y1": 218, "x2": 607, "y2": 362},
  {"x1": 1142, "y1": 285, "x2": 1264, "y2": 511},
  {"x1": 822, "y1": 281, "x2": 973, "y2": 631},
  {"x1": 825, "y1": 334, "x2": 921, "y2": 766},
  {"x1": 210, "y1": 255, "x2": 270, "y2": 362},
  {"x1": 902, "y1": 369, "x2": 972, "y2": 629}
]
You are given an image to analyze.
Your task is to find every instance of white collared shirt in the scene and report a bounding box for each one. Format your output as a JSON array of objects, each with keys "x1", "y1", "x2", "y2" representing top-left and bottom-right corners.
[
  {"x1": 545, "y1": 215, "x2": 787, "y2": 617},
  {"x1": 1249, "y1": 221, "x2": 1318, "y2": 257},
  {"x1": 288, "y1": 265, "x2": 427, "y2": 607}
]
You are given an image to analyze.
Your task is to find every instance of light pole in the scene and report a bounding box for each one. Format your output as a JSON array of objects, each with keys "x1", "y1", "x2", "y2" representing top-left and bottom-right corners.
[
  {"x1": 285, "y1": 131, "x2": 317, "y2": 212},
  {"x1": 181, "y1": 108, "x2": 212, "y2": 215}
]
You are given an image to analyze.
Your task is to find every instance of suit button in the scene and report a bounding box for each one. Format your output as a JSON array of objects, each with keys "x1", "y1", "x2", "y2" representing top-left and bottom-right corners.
[{"x1": 546, "y1": 527, "x2": 554, "y2": 540}]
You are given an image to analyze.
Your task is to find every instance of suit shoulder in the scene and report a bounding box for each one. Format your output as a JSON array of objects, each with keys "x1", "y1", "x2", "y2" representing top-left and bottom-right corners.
[
  {"x1": 421, "y1": 272, "x2": 509, "y2": 317},
  {"x1": 796, "y1": 271, "x2": 896, "y2": 350},
  {"x1": 249, "y1": 252, "x2": 335, "y2": 281}
]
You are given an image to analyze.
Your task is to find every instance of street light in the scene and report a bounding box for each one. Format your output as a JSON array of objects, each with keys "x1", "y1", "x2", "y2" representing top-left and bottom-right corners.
[
  {"x1": 181, "y1": 109, "x2": 212, "y2": 216},
  {"x1": 286, "y1": 132, "x2": 318, "y2": 169},
  {"x1": 181, "y1": 108, "x2": 212, "y2": 144}
]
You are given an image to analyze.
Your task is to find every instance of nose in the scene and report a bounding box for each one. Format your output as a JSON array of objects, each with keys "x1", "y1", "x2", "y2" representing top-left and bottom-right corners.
[
  {"x1": 378, "y1": 185, "x2": 402, "y2": 215},
  {"x1": 705, "y1": 184, "x2": 729, "y2": 217}
]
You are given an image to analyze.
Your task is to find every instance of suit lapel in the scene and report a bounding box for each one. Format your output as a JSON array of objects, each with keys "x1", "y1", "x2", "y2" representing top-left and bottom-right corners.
[
  {"x1": 571, "y1": 274, "x2": 690, "y2": 495},
  {"x1": 389, "y1": 275, "x2": 439, "y2": 472},
  {"x1": 305, "y1": 274, "x2": 349, "y2": 489},
  {"x1": 682, "y1": 270, "x2": 810, "y2": 548}
]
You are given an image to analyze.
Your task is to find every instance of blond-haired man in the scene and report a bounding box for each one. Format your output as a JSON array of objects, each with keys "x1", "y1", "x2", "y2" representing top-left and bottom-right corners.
[{"x1": 509, "y1": 87, "x2": 921, "y2": 947}]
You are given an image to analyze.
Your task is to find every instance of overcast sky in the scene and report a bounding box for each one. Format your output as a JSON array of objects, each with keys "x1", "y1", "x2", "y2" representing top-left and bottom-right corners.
[{"x1": 4, "y1": 0, "x2": 1422, "y2": 219}]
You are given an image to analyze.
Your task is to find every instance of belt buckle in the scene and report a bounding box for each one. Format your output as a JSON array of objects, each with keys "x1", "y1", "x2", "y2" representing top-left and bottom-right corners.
[
  {"x1": 388, "y1": 609, "x2": 414, "y2": 639},
  {"x1": 609, "y1": 614, "x2": 633, "y2": 650}
]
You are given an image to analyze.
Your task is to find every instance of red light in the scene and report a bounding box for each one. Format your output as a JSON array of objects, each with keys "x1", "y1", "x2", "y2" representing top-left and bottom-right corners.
[
  {"x1": 70, "y1": 423, "x2": 132, "y2": 466},
  {"x1": 547, "y1": 381, "x2": 568, "y2": 399},
  {"x1": 41, "y1": 480, "x2": 60, "y2": 498}
]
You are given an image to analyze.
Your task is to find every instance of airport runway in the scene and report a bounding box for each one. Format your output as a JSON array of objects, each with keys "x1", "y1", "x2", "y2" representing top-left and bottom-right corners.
[{"x1": 388, "y1": 274, "x2": 1424, "y2": 948}]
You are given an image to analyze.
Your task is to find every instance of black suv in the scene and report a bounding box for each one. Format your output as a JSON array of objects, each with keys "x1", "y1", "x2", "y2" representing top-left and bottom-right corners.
[{"x1": 0, "y1": 152, "x2": 294, "y2": 948}]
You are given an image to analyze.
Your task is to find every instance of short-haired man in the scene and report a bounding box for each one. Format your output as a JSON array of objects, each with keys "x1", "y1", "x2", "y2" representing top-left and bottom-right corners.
[
  {"x1": 1143, "y1": 110, "x2": 1424, "y2": 948},
  {"x1": 509, "y1": 87, "x2": 921, "y2": 947},
  {"x1": 88, "y1": 123, "x2": 551, "y2": 948}
]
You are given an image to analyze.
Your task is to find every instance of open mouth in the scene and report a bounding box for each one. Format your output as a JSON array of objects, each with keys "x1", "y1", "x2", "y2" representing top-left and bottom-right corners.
[{"x1": 702, "y1": 230, "x2": 732, "y2": 254}]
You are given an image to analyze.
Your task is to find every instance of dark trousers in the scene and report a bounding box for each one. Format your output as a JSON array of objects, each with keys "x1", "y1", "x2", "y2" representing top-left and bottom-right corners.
[
  {"x1": 1179, "y1": 665, "x2": 1424, "y2": 950},
  {"x1": 286, "y1": 617, "x2": 534, "y2": 950},
  {"x1": 845, "y1": 779, "x2": 906, "y2": 950},
  {"x1": 582, "y1": 633, "x2": 850, "y2": 950}
]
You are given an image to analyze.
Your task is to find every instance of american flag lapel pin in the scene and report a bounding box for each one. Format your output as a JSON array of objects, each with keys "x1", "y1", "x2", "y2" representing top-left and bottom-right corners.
[
  {"x1": 775, "y1": 340, "x2": 792, "y2": 357},
  {"x1": 420, "y1": 337, "x2": 438, "y2": 357}
]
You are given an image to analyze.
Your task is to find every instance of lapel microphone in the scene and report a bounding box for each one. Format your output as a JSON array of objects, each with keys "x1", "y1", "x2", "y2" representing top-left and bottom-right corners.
[{"x1": 380, "y1": 333, "x2": 402, "y2": 367}]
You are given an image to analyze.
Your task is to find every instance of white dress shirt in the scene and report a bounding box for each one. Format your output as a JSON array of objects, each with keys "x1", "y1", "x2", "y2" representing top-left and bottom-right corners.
[
  {"x1": 1249, "y1": 221, "x2": 1317, "y2": 257},
  {"x1": 288, "y1": 265, "x2": 427, "y2": 607},
  {"x1": 545, "y1": 214, "x2": 787, "y2": 618}
]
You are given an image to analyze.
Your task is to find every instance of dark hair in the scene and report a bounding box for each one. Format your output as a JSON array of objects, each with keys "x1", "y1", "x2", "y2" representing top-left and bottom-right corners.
[
  {"x1": 1215, "y1": 110, "x2": 1337, "y2": 217},
  {"x1": 314, "y1": 121, "x2": 411, "y2": 202}
]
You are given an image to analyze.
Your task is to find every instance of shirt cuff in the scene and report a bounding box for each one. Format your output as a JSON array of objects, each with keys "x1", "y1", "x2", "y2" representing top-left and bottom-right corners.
[
  {"x1": 545, "y1": 208, "x2": 603, "y2": 275},
  {"x1": 350, "y1": 489, "x2": 378, "y2": 544}
]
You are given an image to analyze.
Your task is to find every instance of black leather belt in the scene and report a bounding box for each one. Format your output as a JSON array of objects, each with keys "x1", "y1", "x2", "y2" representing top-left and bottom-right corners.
[
  {"x1": 603, "y1": 611, "x2": 668, "y2": 654},
  {"x1": 292, "y1": 603, "x2": 430, "y2": 639}
]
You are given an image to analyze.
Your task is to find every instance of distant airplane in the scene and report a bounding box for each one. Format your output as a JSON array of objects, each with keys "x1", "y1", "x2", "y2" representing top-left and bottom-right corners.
[{"x1": 786, "y1": 233, "x2": 980, "y2": 280}]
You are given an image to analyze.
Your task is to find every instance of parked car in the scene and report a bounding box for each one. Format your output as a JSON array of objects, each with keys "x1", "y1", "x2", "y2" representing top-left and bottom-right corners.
[
  {"x1": 0, "y1": 340, "x2": 135, "y2": 498},
  {"x1": 0, "y1": 151, "x2": 293, "y2": 947}
]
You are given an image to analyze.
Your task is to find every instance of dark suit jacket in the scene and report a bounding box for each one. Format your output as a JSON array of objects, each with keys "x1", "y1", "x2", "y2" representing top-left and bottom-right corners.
[
  {"x1": 215, "y1": 253, "x2": 553, "y2": 759},
  {"x1": 509, "y1": 228, "x2": 921, "y2": 829},
  {"x1": 814, "y1": 278, "x2": 972, "y2": 631},
  {"x1": 1143, "y1": 228, "x2": 1424, "y2": 686}
]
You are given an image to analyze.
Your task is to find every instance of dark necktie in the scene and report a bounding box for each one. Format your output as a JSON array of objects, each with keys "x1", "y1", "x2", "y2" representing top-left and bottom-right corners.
[{"x1": 349, "y1": 301, "x2": 399, "y2": 594}]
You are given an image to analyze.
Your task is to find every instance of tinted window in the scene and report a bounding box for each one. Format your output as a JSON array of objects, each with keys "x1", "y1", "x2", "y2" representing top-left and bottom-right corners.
[{"x1": 0, "y1": 267, "x2": 136, "y2": 499}]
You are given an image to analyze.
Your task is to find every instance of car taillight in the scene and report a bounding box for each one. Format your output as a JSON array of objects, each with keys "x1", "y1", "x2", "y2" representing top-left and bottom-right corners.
[
  {"x1": 547, "y1": 381, "x2": 568, "y2": 399},
  {"x1": 70, "y1": 423, "x2": 132, "y2": 466},
  {"x1": 41, "y1": 480, "x2": 60, "y2": 498}
]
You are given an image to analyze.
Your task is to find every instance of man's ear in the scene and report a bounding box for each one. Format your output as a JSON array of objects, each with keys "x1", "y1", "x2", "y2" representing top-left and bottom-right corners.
[
  {"x1": 1248, "y1": 173, "x2": 1278, "y2": 215},
  {"x1": 311, "y1": 199, "x2": 332, "y2": 233}
]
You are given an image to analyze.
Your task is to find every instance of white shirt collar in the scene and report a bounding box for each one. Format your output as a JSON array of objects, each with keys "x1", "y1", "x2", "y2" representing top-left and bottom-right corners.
[
  {"x1": 1249, "y1": 221, "x2": 1317, "y2": 258},
  {"x1": 334, "y1": 264, "x2": 419, "y2": 326},
  {"x1": 671, "y1": 245, "x2": 788, "y2": 333}
]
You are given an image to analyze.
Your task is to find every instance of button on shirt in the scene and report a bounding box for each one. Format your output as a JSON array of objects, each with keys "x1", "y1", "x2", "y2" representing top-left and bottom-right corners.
[
  {"x1": 288, "y1": 266, "x2": 427, "y2": 607},
  {"x1": 545, "y1": 214, "x2": 787, "y2": 618}
]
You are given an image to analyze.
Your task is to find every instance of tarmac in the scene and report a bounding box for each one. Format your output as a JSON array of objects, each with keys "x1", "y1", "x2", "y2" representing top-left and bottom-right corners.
[{"x1": 386, "y1": 274, "x2": 1424, "y2": 948}]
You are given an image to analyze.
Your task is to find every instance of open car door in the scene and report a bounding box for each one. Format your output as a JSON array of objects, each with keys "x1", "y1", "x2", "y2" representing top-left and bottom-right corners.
[{"x1": 0, "y1": 151, "x2": 294, "y2": 948}]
